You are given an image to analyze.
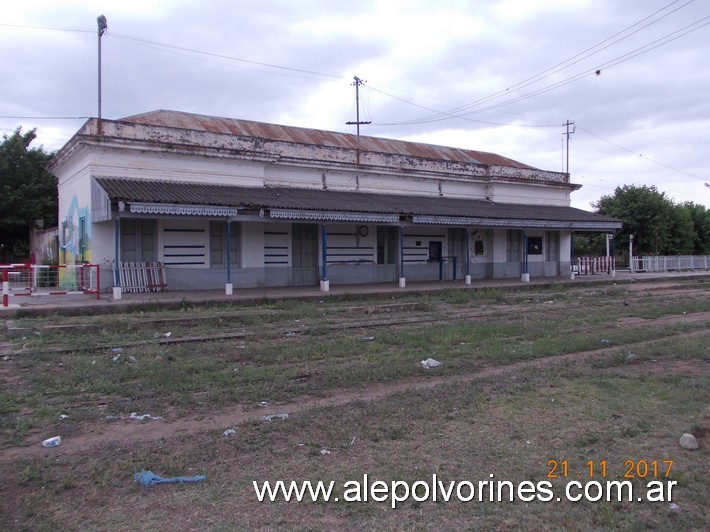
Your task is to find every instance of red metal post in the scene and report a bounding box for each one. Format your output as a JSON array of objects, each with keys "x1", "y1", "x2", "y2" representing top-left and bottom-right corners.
[{"x1": 2, "y1": 268, "x2": 8, "y2": 307}]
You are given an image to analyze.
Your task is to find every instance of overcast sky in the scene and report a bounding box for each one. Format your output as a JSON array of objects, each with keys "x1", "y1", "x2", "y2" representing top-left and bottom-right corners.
[{"x1": 2, "y1": 0, "x2": 708, "y2": 210}]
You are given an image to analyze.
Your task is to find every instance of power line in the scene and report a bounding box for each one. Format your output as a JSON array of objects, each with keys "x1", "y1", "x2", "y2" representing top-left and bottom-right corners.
[
  {"x1": 441, "y1": 0, "x2": 696, "y2": 117},
  {"x1": 372, "y1": 2, "x2": 706, "y2": 127},
  {"x1": 382, "y1": 14, "x2": 710, "y2": 125},
  {"x1": 0, "y1": 22, "x2": 347, "y2": 82},
  {"x1": 367, "y1": 85, "x2": 559, "y2": 128},
  {"x1": 0, "y1": 116, "x2": 89, "y2": 120},
  {"x1": 577, "y1": 125, "x2": 706, "y2": 181},
  {"x1": 0, "y1": 22, "x2": 92, "y2": 34},
  {"x1": 110, "y1": 33, "x2": 346, "y2": 81}
]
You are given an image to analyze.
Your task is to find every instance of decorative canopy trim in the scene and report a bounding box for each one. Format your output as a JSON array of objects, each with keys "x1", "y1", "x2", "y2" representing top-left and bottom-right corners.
[
  {"x1": 412, "y1": 215, "x2": 622, "y2": 231},
  {"x1": 94, "y1": 177, "x2": 621, "y2": 230},
  {"x1": 270, "y1": 209, "x2": 400, "y2": 223},
  {"x1": 129, "y1": 202, "x2": 239, "y2": 217}
]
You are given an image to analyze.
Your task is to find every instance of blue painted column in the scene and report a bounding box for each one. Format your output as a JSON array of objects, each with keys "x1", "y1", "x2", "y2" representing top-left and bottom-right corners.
[
  {"x1": 465, "y1": 228, "x2": 471, "y2": 284},
  {"x1": 320, "y1": 224, "x2": 329, "y2": 292},
  {"x1": 399, "y1": 226, "x2": 405, "y2": 287},
  {"x1": 113, "y1": 217, "x2": 121, "y2": 299},
  {"x1": 225, "y1": 220, "x2": 233, "y2": 295},
  {"x1": 114, "y1": 218, "x2": 120, "y2": 286},
  {"x1": 522, "y1": 231, "x2": 530, "y2": 282},
  {"x1": 321, "y1": 224, "x2": 328, "y2": 281}
]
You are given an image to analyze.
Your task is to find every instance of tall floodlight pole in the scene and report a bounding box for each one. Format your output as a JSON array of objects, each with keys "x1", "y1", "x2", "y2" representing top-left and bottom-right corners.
[{"x1": 97, "y1": 15, "x2": 107, "y2": 135}]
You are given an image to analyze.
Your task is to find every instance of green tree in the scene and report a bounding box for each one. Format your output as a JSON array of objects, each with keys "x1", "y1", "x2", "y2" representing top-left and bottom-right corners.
[
  {"x1": 594, "y1": 185, "x2": 675, "y2": 255},
  {"x1": 572, "y1": 233, "x2": 605, "y2": 258},
  {"x1": 0, "y1": 128, "x2": 56, "y2": 261},
  {"x1": 682, "y1": 202, "x2": 710, "y2": 254},
  {"x1": 666, "y1": 204, "x2": 696, "y2": 255}
]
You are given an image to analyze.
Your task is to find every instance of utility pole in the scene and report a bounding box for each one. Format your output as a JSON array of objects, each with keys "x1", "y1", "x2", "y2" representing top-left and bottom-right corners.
[
  {"x1": 346, "y1": 76, "x2": 371, "y2": 165},
  {"x1": 563, "y1": 119, "x2": 575, "y2": 179},
  {"x1": 97, "y1": 15, "x2": 107, "y2": 135}
]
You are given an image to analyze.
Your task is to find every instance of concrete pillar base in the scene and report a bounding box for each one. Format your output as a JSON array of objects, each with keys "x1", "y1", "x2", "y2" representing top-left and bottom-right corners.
[
  {"x1": 320, "y1": 280, "x2": 330, "y2": 292},
  {"x1": 570, "y1": 272, "x2": 576, "y2": 280},
  {"x1": 112, "y1": 286, "x2": 122, "y2": 300},
  {"x1": 465, "y1": 275, "x2": 472, "y2": 285},
  {"x1": 521, "y1": 273, "x2": 530, "y2": 282},
  {"x1": 399, "y1": 277, "x2": 406, "y2": 288},
  {"x1": 225, "y1": 283, "x2": 233, "y2": 295},
  {"x1": 611, "y1": 270, "x2": 616, "y2": 278}
]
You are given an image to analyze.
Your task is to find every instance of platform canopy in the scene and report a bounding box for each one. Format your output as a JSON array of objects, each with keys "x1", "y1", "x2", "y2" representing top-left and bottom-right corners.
[{"x1": 94, "y1": 176, "x2": 622, "y2": 232}]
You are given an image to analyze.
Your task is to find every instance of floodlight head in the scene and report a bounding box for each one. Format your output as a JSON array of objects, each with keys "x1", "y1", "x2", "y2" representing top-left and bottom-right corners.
[{"x1": 98, "y1": 15, "x2": 107, "y2": 36}]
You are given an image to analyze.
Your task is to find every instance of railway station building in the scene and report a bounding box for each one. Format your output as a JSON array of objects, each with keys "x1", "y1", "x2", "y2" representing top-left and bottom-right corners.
[{"x1": 49, "y1": 110, "x2": 622, "y2": 294}]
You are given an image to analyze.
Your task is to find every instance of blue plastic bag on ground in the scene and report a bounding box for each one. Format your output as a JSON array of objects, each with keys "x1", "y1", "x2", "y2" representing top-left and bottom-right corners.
[{"x1": 134, "y1": 470, "x2": 206, "y2": 488}]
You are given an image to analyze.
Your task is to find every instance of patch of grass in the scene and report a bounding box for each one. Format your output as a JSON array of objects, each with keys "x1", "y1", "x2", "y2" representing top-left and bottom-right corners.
[
  {"x1": 1, "y1": 281, "x2": 708, "y2": 529},
  {"x1": 0, "y1": 394, "x2": 20, "y2": 416},
  {"x1": 5, "y1": 367, "x2": 707, "y2": 530}
]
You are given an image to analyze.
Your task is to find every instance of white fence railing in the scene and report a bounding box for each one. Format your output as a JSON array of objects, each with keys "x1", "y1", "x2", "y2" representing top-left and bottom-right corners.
[
  {"x1": 631, "y1": 255, "x2": 710, "y2": 272},
  {"x1": 575, "y1": 256, "x2": 616, "y2": 275}
]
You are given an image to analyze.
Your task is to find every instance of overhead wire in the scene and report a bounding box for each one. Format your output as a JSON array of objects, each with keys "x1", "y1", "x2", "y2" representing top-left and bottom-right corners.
[
  {"x1": 5, "y1": 5, "x2": 705, "y2": 128},
  {"x1": 0, "y1": 22, "x2": 347, "y2": 82},
  {"x1": 422, "y1": 0, "x2": 696, "y2": 119},
  {"x1": 577, "y1": 125, "x2": 706, "y2": 181},
  {"x1": 371, "y1": 1, "x2": 705, "y2": 126},
  {"x1": 368, "y1": 84, "x2": 560, "y2": 127},
  {"x1": 3, "y1": 6, "x2": 708, "y2": 191},
  {"x1": 110, "y1": 33, "x2": 347, "y2": 81},
  {"x1": 465, "y1": 15, "x2": 710, "y2": 116},
  {"x1": 0, "y1": 116, "x2": 89, "y2": 120}
]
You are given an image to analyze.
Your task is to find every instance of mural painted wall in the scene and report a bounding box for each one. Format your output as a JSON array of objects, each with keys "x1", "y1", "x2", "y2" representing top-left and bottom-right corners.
[{"x1": 59, "y1": 194, "x2": 91, "y2": 288}]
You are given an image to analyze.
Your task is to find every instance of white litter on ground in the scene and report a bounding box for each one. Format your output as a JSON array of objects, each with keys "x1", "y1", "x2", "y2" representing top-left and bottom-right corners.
[{"x1": 421, "y1": 357, "x2": 442, "y2": 369}]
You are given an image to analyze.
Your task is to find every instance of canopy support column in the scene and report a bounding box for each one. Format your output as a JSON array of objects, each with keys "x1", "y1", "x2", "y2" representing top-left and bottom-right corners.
[
  {"x1": 521, "y1": 231, "x2": 530, "y2": 282},
  {"x1": 320, "y1": 224, "x2": 329, "y2": 292},
  {"x1": 225, "y1": 220, "x2": 234, "y2": 295},
  {"x1": 398, "y1": 226, "x2": 406, "y2": 288},
  {"x1": 112, "y1": 217, "x2": 122, "y2": 300}
]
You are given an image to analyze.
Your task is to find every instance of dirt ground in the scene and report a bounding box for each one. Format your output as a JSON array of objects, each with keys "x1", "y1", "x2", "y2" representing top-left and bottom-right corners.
[
  {"x1": 1, "y1": 326, "x2": 708, "y2": 466},
  {"x1": 0, "y1": 279, "x2": 708, "y2": 530}
]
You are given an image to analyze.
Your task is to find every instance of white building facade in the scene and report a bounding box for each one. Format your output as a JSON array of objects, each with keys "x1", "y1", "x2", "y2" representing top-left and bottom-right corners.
[{"x1": 50, "y1": 111, "x2": 621, "y2": 293}]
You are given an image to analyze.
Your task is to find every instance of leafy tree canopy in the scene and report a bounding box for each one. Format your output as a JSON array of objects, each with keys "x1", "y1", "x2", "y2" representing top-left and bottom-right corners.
[
  {"x1": 591, "y1": 184, "x2": 708, "y2": 256},
  {"x1": 0, "y1": 127, "x2": 57, "y2": 260}
]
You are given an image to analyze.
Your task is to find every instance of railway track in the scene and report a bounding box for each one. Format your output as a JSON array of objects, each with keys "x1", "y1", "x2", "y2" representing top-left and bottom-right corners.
[{"x1": 3, "y1": 281, "x2": 708, "y2": 356}]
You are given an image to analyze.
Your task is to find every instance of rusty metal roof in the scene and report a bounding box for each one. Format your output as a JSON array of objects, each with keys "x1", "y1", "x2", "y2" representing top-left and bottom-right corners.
[
  {"x1": 95, "y1": 177, "x2": 621, "y2": 229},
  {"x1": 121, "y1": 110, "x2": 538, "y2": 169}
]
